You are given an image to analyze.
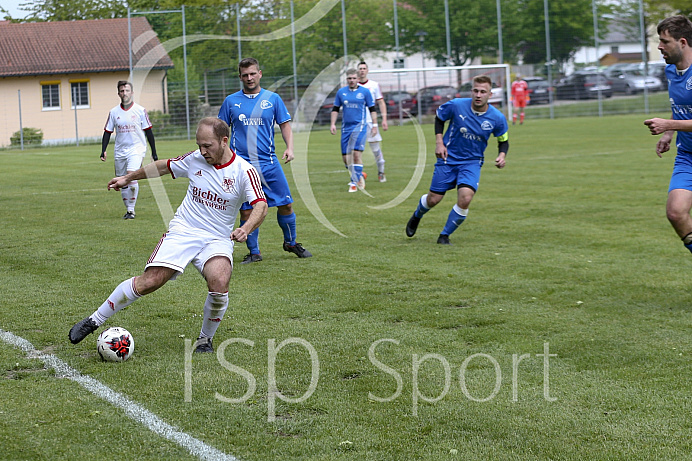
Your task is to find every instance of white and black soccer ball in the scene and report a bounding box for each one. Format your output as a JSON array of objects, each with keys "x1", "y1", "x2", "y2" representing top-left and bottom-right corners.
[{"x1": 97, "y1": 327, "x2": 134, "y2": 362}]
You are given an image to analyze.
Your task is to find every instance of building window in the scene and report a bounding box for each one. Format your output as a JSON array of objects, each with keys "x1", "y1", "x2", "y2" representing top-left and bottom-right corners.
[
  {"x1": 70, "y1": 81, "x2": 89, "y2": 109},
  {"x1": 41, "y1": 82, "x2": 60, "y2": 110},
  {"x1": 393, "y1": 58, "x2": 405, "y2": 69},
  {"x1": 435, "y1": 57, "x2": 448, "y2": 67}
]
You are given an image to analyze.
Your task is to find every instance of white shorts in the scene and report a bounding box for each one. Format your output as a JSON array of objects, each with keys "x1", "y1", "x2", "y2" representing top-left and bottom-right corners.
[
  {"x1": 114, "y1": 154, "x2": 144, "y2": 177},
  {"x1": 145, "y1": 227, "x2": 234, "y2": 280},
  {"x1": 367, "y1": 122, "x2": 382, "y2": 143}
]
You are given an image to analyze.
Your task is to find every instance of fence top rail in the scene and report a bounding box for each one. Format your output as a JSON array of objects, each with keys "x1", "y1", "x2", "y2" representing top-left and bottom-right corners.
[{"x1": 369, "y1": 64, "x2": 510, "y2": 75}]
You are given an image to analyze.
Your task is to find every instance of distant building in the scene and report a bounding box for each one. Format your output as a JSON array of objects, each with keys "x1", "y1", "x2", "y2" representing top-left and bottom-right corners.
[
  {"x1": 570, "y1": 17, "x2": 660, "y2": 73},
  {"x1": 0, "y1": 17, "x2": 173, "y2": 146}
]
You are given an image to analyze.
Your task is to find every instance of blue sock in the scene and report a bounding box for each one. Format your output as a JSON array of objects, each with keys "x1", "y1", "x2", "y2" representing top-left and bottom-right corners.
[
  {"x1": 441, "y1": 205, "x2": 467, "y2": 236},
  {"x1": 277, "y1": 212, "x2": 297, "y2": 246},
  {"x1": 354, "y1": 164, "x2": 363, "y2": 182},
  {"x1": 685, "y1": 243, "x2": 692, "y2": 254},
  {"x1": 347, "y1": 164, "x2": 356, "y2": 184},
  {"x1": 240, "y1": 219, "x2": 260, "y2": 254},
  {"x1": 414, "y1": 194, "x2": 431, "y2": 219}
]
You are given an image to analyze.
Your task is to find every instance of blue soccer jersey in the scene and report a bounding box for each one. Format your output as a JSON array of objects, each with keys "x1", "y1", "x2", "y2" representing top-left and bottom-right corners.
[
  {"x1": 333, "y1": 85, "x2": 375, "y2": 130},
  {"x1": 666, "y1": 64, "x2": 692, "y2": 154},
  {"x1": 435, "y1": 98, "x2": 509, "y2": 165},
  {"x1": 218, "y1": 89, "x2": 292, "y2": 164}
]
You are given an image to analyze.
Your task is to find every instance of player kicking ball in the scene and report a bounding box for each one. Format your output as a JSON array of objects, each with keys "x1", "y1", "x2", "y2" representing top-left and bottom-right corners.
[
  {"x1": 69, "y1": 118, "x2": 267, "y2": 353},
  {"x1": 405, "y1": 75, "x2": 509, "y2": 244}
]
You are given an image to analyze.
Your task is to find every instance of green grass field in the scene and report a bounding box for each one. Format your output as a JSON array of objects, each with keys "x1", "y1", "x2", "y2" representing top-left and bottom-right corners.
[{"x1": 2, "y1": 113, "x2": 692, "y2": 460}]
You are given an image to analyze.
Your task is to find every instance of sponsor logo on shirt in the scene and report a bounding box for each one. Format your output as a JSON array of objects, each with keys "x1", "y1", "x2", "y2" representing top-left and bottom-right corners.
[
  {"x1": 356, "y1": 93, "x2": 365, "y2": 99},
  {"x1": 481, "y1": 121, "x2": 493, "y2": 131},
  {"x1": 459, "y1": 127, "x2": 483, "y2": 142},
  {"x1": 686, "y1": 77, "x2": 692, "y2": 90},
  {"x1": 195, "y1": 170, "x2": 203, "y2": 177},
  {"x1": 191, "y1": 186, "x2": 230, "y2": 210},
  {"x1": 238, "y1": 114, "x2": 264, "y2": 126},
  {"x1": 260, "y1": 100, "x2": 273, "y2": 109}
]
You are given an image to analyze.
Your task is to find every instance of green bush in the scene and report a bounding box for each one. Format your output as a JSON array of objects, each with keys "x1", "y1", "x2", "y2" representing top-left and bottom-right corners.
[{"x1": 10, "y1": 127, "x2": 43, "y2": 146}]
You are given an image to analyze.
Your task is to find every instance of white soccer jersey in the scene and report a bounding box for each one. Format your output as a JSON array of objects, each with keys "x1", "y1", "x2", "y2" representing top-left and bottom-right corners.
[
  {"x1": 166, "y1": 150, "x2": 266, "y2": 238},
  {"x1": 104, "y1": 103, "x2": 152, "y2": 158},
  {"x1": 359, "y1": 79, "x2": 383, "y2": 124}
]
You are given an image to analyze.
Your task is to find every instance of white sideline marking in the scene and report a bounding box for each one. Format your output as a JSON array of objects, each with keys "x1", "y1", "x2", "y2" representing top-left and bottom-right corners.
[{"x1": 0, "y1": 329, "x2": 238, "y2": 461}]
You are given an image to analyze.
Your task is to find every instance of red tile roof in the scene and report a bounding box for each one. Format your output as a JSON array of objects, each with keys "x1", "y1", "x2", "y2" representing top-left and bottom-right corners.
[{"x1": 0, "y1": 17, "x2": 174, "y2": 77}]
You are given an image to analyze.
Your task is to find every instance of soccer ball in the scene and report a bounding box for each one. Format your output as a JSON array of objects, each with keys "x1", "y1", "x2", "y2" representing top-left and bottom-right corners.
[{"x1": 97, "y1": 327, "x2": 134, "y2": 362}]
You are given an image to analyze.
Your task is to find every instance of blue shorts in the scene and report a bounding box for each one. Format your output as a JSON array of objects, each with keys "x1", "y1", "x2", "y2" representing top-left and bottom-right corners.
[
  {"x1": 341, "y1": 126, "x2": 368, "y2": 154},
  {"x1": 669, "y1": 152, "x2": 692, "y2": 192},
  {"x1": 240, "y1": 161, "x2": 293, "y2": 210},
  {"x1": 429, "y1": 160, "x2": 483, "y2": 194}
]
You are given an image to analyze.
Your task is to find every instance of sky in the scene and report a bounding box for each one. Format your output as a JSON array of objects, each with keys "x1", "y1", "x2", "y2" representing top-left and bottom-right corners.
[{"x1": 0, "y1": 0, "x2": 28, "y2": 19}]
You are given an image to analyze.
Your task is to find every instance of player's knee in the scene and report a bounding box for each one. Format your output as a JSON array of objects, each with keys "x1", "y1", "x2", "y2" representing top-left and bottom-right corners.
[
  {"x1": 278, "y1": 204, "x2": 293, "y2": 215},
  {"x1": 426, "y1": 193, "x2": 443, "y2": 207},
  {"x1": 667, "y1": 208, "x2": 686, "y2": 226}
]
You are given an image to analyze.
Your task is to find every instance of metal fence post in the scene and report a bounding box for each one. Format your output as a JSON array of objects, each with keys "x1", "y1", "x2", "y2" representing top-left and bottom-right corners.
[{"x1": 18, "y1": 89, "x2": 23, "y2": 150}]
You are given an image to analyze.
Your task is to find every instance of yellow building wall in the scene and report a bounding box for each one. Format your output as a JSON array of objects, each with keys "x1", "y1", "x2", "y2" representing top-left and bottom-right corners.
[{"x1": 0, "y1": 69, "x2": 167, "y2": 147}]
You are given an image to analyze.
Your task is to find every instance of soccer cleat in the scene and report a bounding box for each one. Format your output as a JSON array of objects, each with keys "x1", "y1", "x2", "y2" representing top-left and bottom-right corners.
[
  {"x1": 241, "y1": 253, "x2": 263, "y2": 264},
  {"x1": 194, "y1": 336, "x2": 213, "y2": 353},
  {"x1": 437, "y1": 234, "x2": 451, "y2": 245},
  {"x1": 405, "y1": 213, "x2": 420, "y2": 237},
  {"x1": 378, "y1": 173, "x2": 387, "y2": 182},
  {"x1": 69, "y1": 317, "x2": 99, "y2": 344},
  {"x1": 123, "y1": 211, "x2": 136, "y2": 219},
  {"x1": 283, "y1": 242, "x2": 313, "y2": 258},
  {"x1": 348, "y1": 184, "x2": 357, "y2": 193}
]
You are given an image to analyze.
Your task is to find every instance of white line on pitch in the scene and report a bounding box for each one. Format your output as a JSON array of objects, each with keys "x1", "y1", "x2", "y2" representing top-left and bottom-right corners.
[{"x1": 0, "y1": 329, "x2": 238, "y2": 461}]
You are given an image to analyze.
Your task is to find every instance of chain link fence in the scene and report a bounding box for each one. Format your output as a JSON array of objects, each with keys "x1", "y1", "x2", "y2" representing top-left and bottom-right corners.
[{"x1": 3, "y1": 1, "x2": 672, "y2": 148}]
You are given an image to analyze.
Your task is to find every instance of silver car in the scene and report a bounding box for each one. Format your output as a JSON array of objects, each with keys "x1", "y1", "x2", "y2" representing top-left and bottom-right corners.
[{"x1": 604, "y1": 66, "x2": 662, "y2": 94}]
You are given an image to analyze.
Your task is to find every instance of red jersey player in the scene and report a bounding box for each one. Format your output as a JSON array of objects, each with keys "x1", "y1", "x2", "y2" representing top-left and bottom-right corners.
[{"x1": 511, "y1": 75, "x2": 529, "y2": 125}]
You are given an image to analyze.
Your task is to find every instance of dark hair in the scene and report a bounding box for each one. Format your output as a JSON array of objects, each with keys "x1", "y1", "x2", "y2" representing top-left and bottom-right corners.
[
  {"x1": 238, "y1": 57, "x2": 260, "y2": 74},
  {"x1": 657, "y1": 15, "x2": 692, "y2": 43},
  {"x1": 198, "y1": 117, "x2": 230, "y2": 140},
  {"x1": 358, "y1": 61, "x2": 368, "y2": 68},
  {"x1": 117, "y1": 81, "x2": 132, "y2": 91},
  {"x1": 473, "y1": 75, "x2": 492, "y2": 86}
]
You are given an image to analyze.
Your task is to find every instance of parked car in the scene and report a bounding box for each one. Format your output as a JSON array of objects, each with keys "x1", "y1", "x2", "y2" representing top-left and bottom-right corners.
[
  {"x1": 554, "y1": 71, "x2": 613, "y2": 100},
  {"x1": 647, "y1": 62, "x2": 667, "y2": 91},
  {"x1": 489, "y1": 83, "x2": 506, "y2": 106},
  {"x1": 414, "y1": 85, "x2": 460, "y2": 115},
  {"x1": 383, "y1": 90, "x2": 417, "y2": 118},
  {"x1": 604, "y1": 66, "x2": 662, "y2": 94},
  {"x1": 523, "y1": 76, "x2": 552, "y2": 105},
  {"x1": 622, "y1": 61, "x2": 667, "y2": 91}
]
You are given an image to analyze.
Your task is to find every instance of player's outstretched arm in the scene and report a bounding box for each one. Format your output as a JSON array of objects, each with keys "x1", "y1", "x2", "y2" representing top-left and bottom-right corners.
[
  {"x1": 107, "y1": 159, "x2": 170, "y2": 191},
  {"x1": 231, "y1": 201, "x2": 268, "y2": 242}
]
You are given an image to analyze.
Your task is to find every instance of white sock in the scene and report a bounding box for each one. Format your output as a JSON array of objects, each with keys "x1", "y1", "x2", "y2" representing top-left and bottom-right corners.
[
  {"x1": 91, "y1": 277, "x2": 141, "y2": 325},
  {"x1": 199, "y1": 291, "x2": 229, "y2": 339},
  {"x1": 121, "y1": 186, "x2": 129, "y2": 210},
  {"x1": 370, "y1": 142, "x2": 385, "y2": 173},
  {"x1": 128, "y1": 180, "x2": 139, "y2": 212}
]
